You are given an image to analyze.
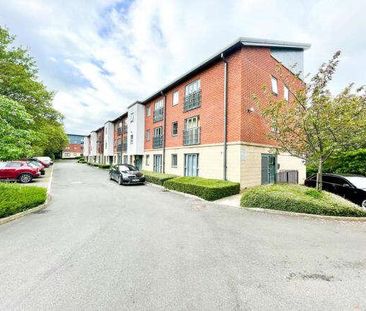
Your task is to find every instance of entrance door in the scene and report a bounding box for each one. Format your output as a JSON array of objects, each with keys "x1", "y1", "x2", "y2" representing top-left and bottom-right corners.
[
  {"x1": 261, "y1": 154, "x2": 276, "y2": 184},
  {"x1": 184, "y1": 154, "x2": 199, "y2": 176},
  {"x1": 153, "y1": 155, "x2": 162, "y2": 173},
  {"x1": 135, "y1": 155, "x2": 142, "y2": 170}
]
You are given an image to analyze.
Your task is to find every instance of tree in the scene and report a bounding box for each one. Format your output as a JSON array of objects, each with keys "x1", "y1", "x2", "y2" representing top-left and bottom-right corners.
[
  {"x1": 0, "y1": 95, "x2": 37, "y2": 160},
  {"x1": 0, "y1": 26, "x2": 67, "y2": 157},
  {"x1": 256, "y1": 52, "x2": 366, "y2": 190}
]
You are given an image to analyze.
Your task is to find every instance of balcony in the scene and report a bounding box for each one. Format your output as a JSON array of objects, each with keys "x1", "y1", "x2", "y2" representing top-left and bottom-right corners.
[
  {"x1": 122, "y1": 142, "x2": 127, "y2": 152},
  {"x1": 183, "y1": 127, "x2": 201, "y2": 145},
  {"x1": 117, "y1": 143, "x2": 122, "y2": 152},
  {"x1": 153, "y1": 108, "x2": 164, "y2": 122},
  {"x1": 184, "y1": 90, "x2": 201, "y2": 112},
  {"x1": 122, "y1": 125, "x2": 128, "y2": 134},
  {"x1": 117, "y1": 127, "x2": 122, "y2": 135},
  {"x1": 153, "y1": 135, "x2": 163, "y2": 149}
]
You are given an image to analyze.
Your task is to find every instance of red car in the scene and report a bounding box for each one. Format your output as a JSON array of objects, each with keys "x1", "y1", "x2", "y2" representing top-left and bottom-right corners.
[{"x1": 0, "y1": 161, "x2": 41, "y2": 183}]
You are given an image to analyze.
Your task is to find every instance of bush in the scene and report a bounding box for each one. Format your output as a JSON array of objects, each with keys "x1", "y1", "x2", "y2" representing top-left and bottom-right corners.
[
  {"x1": 240, "y1": 184, "x2": 366, "y2": 217},
  {"x1": 0, "y1": 183, "x2": 47, "y2": 218},
  {"x1": 98, "y1": 164, "x2": 111, "y2": 169},
  {"x1": 77, "y1": 158, "x2": 86, "y2": 163},
  {"x1": 142, "y1": 171, "x2": 177, "y2": 185},
  {"x1": 164, "y1": 177, "x2": 240, "y2": 201}
]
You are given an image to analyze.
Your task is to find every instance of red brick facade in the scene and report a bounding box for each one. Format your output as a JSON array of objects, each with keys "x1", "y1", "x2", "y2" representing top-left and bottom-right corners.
[{"x1": 144, "y1": 46, "x2": 304, "y2": 150}]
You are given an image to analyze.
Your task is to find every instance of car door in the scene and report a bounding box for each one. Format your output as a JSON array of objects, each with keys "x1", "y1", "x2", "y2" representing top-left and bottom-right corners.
[
  {"x1": 0, "y1": 162, "x2": 8, "y2": 178},
  {"x1": 5, "y1": 162, "x2": 22, "y2": 179}
]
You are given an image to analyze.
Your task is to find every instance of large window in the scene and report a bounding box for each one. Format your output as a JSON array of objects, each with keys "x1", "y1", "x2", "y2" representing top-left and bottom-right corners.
[
  {"x1": 153, "y1": 126, "x2": 163, "y2": 149},
  {"x1": 184, "y1": 154, "x2": 199, "y2": 176},
  {"x1": 184, "y1": 80, "x2": 201, "y2": 111},
  {"x1": 271, "y1": 76, "x2": 278, "y2": 95},
  {"x1": 184, "y1": 116, "x2": 200, "y2": 145},
  {"x1": 172, "y1": 121, "x2": 178, "y2": 136},
  {"x1": 153, "y1": 99, "x2": 164, "y2": 122},
  {"x1": 153, "y1": 154, "x2": 163, "y2": 173}
]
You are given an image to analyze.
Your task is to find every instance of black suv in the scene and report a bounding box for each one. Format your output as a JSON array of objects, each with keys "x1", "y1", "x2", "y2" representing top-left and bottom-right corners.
[
  {"x1": 305, "y1": 173, "x2": 366, "y2": 208},
  {"x1": 109, "y1": 164, "x2": 145, "y2": 185}
]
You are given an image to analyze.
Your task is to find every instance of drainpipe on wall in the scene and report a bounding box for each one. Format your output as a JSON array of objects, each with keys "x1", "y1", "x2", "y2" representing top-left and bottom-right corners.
[
  {"x1": 161, "y1": 91, "x2": 167, "y2": 173},
  {"x1": 221, "y1": 53, "x2": 228, "y2": 181}
]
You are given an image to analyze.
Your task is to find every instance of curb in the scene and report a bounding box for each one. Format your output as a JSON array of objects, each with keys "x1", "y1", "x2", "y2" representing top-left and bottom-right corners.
[
  {"x1": 146, "y1": 182, "x2": 207, "y2": 201},
  {"x1": 0, "y1": 194, "x2": 51, "y2": 226},
  {"x1": 242, "y1": 206, "x2": 366, "y2": 222}
]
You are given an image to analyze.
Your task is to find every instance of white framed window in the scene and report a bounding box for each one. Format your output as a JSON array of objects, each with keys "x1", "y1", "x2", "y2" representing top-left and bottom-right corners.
[
  {"x1": 185, "y1": 80, "x2": 200, "y2": 96},
  {"x1": 172, "y1": 121, "x2": 178, "y2": 136},
  {"x1": 172, "y1": 91, "x2": 179, "y2": 106},
  {"x1": 155, "y1": 99, "x2": 164, "y2": 110},
  {"x1": 284, "y1": 85, "x2": 289, "y2": 101},
  {"x1": 271, "y1": 76, "x2": 278, "y2": 95},
  {"x1": 146, "y1": 105, "x2": 151, "y2": 116},
  {"x1": 171, "y1": 154, "x2": 178, "y2": 168}
]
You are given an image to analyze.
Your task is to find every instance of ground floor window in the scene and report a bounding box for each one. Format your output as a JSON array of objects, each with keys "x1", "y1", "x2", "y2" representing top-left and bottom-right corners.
[
  {"x1": 123, "y1": 155, "x2": 128, "y2": 164},
  {"x1": 184, "y1": 153, "x2": 199, "y2": 176},
  {"x1": 146, "y1": 155, "x2": 150, "y2": 166},
  {"x1": 171, "y1": 154, "x2": 177, "y2": 168},
  {"x1": 153, "y1": 154, "x2": 163, "y2": 173},
  {"x1": 261, "y1": 154, "x2": 276, "y2": 184}
]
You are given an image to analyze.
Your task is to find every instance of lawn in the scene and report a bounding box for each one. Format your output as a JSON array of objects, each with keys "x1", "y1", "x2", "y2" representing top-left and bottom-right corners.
[
  {"x1": 0, "y1": 183, "x2": 47, "y2": 218},
  {"x1": 240, "y1": 184, "x2": 366, "y2": 217}
]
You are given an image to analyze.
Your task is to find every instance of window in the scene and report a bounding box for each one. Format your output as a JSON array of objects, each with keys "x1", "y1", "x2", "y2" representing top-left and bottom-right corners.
[
  {"x1": 153, "y1": 154, "x2": 163, "y2": 173},
  {"x1": 153, "y1": 99, "x2": 164, "y2": 122},
  {"x1": 130, "y1": 134, "x2": 134, "y2": 144},
  {"x1": 271, "y1": 76, "x2": 278, "y2": 95},
  {"x1": 146, "y1": 105, "x2": 151, "y2": 116},
  {"x1": 6, "y1": 162, "x2": 22, "y2": 167},
  {"x1": 172, "y1": 121, "x2": 178, "y2": 136},
  {"x1": 171, "y1": 154, "x2": 177, "y2": 168},
  {"x1": 184, "y1": 80, "x2": 201, "y2": 111},
  {"x1": 184, "y1": 116, "x2": 200, "y2": 145},
  {"x1": 185, "y1": 80, "x2": 200, "y2": 96},
  {"x1": 184, "y1": 154, "x2": 199, "y2": 176},
  {"x1": 130, "y1": 112, "x2": 134, "y2": 123},
  {"x1": 284, "y1": 85, "x2": 289, "y2": 101},
  {"x1": 153, "y1": 126, "x2": 163, "y2": 149},
  {"x1": 172, "y1": 91, "x2": 179, "y2": 106},
  {"x1": 145, "y1": 129, "x2": 150, "y2": 141},
  {"x1": 146, "y1": 155, "x2": 150, "y2": 166}
]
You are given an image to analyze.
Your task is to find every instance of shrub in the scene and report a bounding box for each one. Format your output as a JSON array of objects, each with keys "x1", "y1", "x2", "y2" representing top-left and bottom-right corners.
[
  {"x1": 0, "y1": 183, "x2": 47, "y2": 218},
  {"x1": 142, "y1": 170, "x2": 177, "y2": 186},
  {"x1": 98, "y1": 164, "x2": 111, "y2": 169},
  {"x1": 77, "y1": 158, "x2": 86, "y2": 163},
  {"x1": 164, "y1": 177, "x2": 240, "y2": 201},
  {"x1": 240, "y1": 184, "x2": 366, "y2": 217}
]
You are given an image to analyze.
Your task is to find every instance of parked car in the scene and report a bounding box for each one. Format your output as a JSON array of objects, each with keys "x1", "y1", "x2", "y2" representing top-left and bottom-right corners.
[
  {"x1": 33, "y1": 156, "x2": 53, "y2": 166},
  {"x1": 27, "y1": 160, "x2": 46, "y2": 175},
  {"x1": 0, "y1": 161, "x2": 41, "y2": 183},
  {"x1": 30, "y1": 157, "x2": 50, "y2": 168},
  {"x1": 109, "y1": 164, "x2": 145, "y2": 185},
  {"x1": 305, "y1": 173, "x2": 366, "y2": 208}
]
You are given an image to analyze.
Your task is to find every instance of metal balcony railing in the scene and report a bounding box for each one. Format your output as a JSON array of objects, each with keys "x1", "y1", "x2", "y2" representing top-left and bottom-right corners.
[
  {"x1": 153, "y1": 108, "x2": 164, "y2": 122},
  {"x1": 153, "y1": 135, "x2": 164, "y2": 149},
  {"x1": 184, "y1": 90, "x2": 201, "y2": 112},
  {"x1": 183, "y1": 127, "x2": 201, "y2": 145}
]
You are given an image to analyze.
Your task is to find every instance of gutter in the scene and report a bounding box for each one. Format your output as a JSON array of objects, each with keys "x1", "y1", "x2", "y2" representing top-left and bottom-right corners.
[
  {"x1": 161, "y1": 91, "x2": 167, "y2": 173},
  {"x1": 221, "y1": 53, "x2": 228, "y2": 180}
]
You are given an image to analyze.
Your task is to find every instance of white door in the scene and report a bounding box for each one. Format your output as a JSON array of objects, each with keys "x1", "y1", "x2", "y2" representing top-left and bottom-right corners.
[{"x1": 184, "y1": 154, "x2": 199, "y2": 176}]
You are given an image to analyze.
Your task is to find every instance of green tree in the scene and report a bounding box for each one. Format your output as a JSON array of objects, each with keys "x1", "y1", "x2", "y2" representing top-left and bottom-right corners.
[
  {"x1": 0, "y1": 95, "x2": 37, "y2": 160},
  {"x1": 0, "y1": 26, "x2": 67, "y2": 158},
  {"x1": 257, "y1": 52, "x2": 366, "y2": 190}
]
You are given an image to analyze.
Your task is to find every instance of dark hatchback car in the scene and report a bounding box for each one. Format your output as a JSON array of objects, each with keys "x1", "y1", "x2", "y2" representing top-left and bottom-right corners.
[
  {"x1": 109, "y1": 164, "x2": 145, "y2": 185},
  {"x1": 305, "y1": 173, "x2": 366, "y2": 208}
]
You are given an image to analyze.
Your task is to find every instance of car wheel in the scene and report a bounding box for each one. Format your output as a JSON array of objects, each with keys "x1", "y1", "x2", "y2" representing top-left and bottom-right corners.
[
  {"x1": 362, "y1": 200, "x2": 366, "y2": 209},
  {"x1": 118, "y1": 176, "x2": 123, "y2": 185},
  {"x1": 18, "y1": 173, "x2": 32, "y2": 184}
]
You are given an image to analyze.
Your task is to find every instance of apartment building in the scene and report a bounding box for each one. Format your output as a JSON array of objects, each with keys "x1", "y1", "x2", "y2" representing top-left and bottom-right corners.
[
  {"x1": 84, "y1": 37, "x2": 310, "y2": 188},
  {"x1": 62, "y1": 134, "x2": 84, "y2": 159},
  {"x1": 103, "y1": 121, "x2": 114, "y2": 165}
]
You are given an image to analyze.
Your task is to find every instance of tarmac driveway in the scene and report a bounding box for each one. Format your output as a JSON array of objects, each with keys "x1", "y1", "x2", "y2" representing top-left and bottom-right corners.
[{"x1": 0, "y1": 161, "x2": 365, "y2": 310}]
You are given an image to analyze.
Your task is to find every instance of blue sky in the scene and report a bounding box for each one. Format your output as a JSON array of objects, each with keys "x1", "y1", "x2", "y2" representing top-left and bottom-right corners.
[{"x1": 0, "y1": 0, "x2": 365, "y2": 134}]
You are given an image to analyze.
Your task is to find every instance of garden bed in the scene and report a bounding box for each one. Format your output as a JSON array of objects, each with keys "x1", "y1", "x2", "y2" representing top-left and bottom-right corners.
[
  {"x1": 240, "y1": 184, "x2": 366, "y2": 217},
  {"x1": 0, "y1": 183, "x2": 47, "y2": 219}
]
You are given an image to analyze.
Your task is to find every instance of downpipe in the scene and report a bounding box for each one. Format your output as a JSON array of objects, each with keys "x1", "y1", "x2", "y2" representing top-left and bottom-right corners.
[{"x1": 221, "y1": 53, "x2": 228, "y2": 180}]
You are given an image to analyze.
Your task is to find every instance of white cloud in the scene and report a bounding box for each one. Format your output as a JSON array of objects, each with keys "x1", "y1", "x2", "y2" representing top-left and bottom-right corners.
[{"x1": 0, "y1": 0, "x2": 365, "y2": 134}]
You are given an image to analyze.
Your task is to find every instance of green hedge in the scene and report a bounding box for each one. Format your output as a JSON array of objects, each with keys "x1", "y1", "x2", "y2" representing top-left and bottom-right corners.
[
  {"x1": 0, "y1": 183, "x2": 47, "y2": 218},
  {"x1": 241, "y1": 184, "x2": 366, "y2": 217},
  {"x1": 77, "y1": 158, "x2": 86, "y2": 163},
  {"x1": 164, "y1": 177, "x2": 240, "y2": 201},
  {"x1": 142, "y1": 171, "x2": 177, "y2": 186},
  {"x1": 98, "y1": 164, "x2": 111, "y2": 169}
]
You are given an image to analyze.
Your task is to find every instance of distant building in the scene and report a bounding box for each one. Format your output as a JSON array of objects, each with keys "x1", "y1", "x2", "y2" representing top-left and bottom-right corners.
[{"x1": 62, "y1": 134, "x2": 84, "y2": 159}]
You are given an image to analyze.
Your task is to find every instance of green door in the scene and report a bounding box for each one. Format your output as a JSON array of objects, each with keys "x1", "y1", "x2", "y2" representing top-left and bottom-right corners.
[
  {"x1": 135, "y1": 155, "x2": 142, "y2": 170},
  {"x1": 261, "y1": 154, "x2": 276, "y2": 184}
]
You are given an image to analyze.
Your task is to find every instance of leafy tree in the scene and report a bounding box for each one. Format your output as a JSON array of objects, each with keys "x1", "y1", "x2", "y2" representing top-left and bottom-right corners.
[
  {"x1": 256, "y1": 52, "x2": 366, "y2": 190},
  {"x1": 0, "y1": 26, "x2": 67, "y2": 158},
  {"x1": 0, "y1": 95, "x2": 37, "y2": 160}
]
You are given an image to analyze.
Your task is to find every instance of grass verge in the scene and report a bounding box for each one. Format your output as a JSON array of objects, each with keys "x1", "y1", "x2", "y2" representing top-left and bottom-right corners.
[
  {"x1": 240, "y1": 184, "x2": 366, "y2": 217},
  {"x1": 164, "y1": 176, "x2": 240, "y2": 201},
  {"x1": 0, "y1": 183, "x2": 47, "y2": 219}
]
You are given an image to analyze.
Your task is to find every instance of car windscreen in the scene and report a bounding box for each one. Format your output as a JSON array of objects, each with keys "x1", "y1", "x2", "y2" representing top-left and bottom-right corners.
[
  {"x1": 118, "y1": 165, "x2": 137, "y2": 172},
  {"x1": 0, "y1": 162, "x2": 6, "y2": 168},
  {"x1": 344, "y1": 177, "x2": 366, "y2": 189},
  {"x1": 27, "y1": 162, "x2": 38, "y2": 168}
]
